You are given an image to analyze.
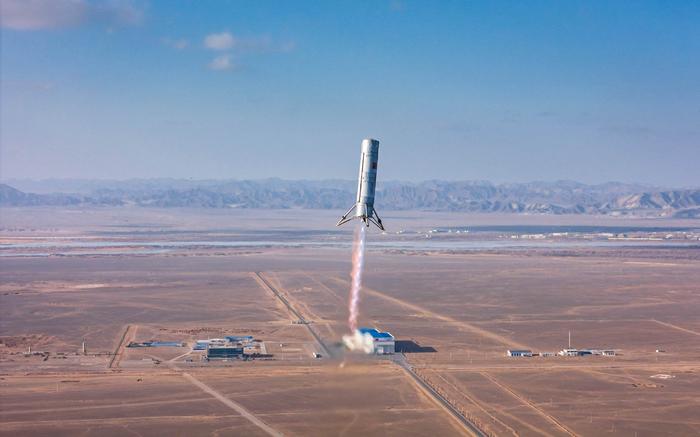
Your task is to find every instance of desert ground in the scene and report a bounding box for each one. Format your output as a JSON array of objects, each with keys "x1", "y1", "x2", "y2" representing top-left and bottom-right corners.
[{"x1": 1, "y1": 208, "x2": 699, "y2": 436}]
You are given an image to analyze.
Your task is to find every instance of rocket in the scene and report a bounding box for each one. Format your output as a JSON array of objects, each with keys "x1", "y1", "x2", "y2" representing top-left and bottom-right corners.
[{"x1": 337, "y1": 138, "x2": 385, "y2": 230}]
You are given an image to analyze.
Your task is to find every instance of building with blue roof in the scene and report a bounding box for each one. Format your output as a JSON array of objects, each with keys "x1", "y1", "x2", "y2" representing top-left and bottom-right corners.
[{"x1": 358, "y1": 327, "x2": 395, "y2": 354}]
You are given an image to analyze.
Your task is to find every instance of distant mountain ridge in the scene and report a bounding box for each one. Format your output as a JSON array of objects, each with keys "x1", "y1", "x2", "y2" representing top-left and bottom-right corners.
[{"x1": 2, "y1": 179, "x2": 699, "y2": 217}]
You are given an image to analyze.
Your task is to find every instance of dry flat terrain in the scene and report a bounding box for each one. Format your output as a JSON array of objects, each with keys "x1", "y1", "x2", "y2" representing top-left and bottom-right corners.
[
  {"x1": 1, "y1": 373, "x2": 269, "y2": 437},
  {"x1": 1, "y1": 208, "x2": 699, "y2": 436}
]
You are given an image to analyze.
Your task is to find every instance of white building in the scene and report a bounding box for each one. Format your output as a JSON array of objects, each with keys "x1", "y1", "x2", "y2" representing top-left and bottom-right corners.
[
  {"x1": 358, "y1": 328, "x2": 395, "y2": 355},
  {"x1": 507, "y1": 350, "x2": 533, "y2": 357}
]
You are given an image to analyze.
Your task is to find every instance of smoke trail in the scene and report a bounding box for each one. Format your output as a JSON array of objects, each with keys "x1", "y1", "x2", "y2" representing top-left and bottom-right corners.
[{"x1": 347, "y1": 224, "x2": 366, "y2": 332}]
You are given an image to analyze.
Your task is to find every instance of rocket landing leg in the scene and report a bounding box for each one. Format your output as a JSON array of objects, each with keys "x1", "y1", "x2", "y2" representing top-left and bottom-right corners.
[
  {"x1": 336, "y1": 205, "x2": 357, "y2": 227},
  {"x1": 337, "y1": 205, "x2": 384, "y2": 231},
  {"x1": 370, "y1": 209, "x2": 385, "y2": 231}
]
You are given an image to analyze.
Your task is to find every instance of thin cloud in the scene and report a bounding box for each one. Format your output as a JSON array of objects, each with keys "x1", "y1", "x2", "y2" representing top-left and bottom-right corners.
[
  {"x1": 201, "y1": 31, "x2": 295, "y2": 70},
  {"x1": 238, "y1": 36, "x2": 297, "y2": 53},
  {"x1": 208, "y1": 54, "x2": 234, "y2": 71},
  {"x1": 204, "y1": 31, "x2": 235, "y2": 50},
  {"x1": 389, "y1": 0, "x2": 405, "y2": 12},
  {"x1": 601, "y1": 124, "x2": 654, "y2": 137},
  {"x1": 173, "y1": 39, "x2": 188, "y2": 50},
  {"x1": 204, "y1": 31, "x2": 296, "y2": 53},
  {"x1": 162, "y1": 37, "x2": 189, "y2": 50},
  {"x1": 436, "y1": 120, "x2": 480, "y2": 133},
  {"x1": 2, "y1": 79, "x2": 56, "y2": 92},
  {"x1": 279, "y1": 40, "x2": 296, "y2": 53},
  {"x1": 0, "y1": 0, "x2": 144, "y2": 31},
  {"x1": 500, "y1": 109, "x2": 522, "y2": 123}
]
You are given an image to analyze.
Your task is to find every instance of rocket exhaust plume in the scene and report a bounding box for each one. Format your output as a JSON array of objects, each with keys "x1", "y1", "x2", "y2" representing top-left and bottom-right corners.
[
  {"x1": 342, "y1": 222, "x2": 374, "y2": 354},
  {"x1": 348, "y1": 224, "x2": 366, "y2": 332}
]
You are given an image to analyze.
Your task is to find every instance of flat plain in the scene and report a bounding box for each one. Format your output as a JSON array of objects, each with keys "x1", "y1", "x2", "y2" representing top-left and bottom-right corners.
[{"x1": 1, "y1": 208, "x2": 699, "y2": 436}]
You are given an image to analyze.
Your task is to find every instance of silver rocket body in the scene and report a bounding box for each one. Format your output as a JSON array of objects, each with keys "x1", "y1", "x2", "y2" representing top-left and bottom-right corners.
[{"x1": 337, "y1": 138, "x2": 385, "y2": 230}]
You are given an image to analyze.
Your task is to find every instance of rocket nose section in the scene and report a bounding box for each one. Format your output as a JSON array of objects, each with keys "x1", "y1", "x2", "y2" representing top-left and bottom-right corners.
[{"x1": 361, "y1": 138, "x2": 380, "y2": 153}]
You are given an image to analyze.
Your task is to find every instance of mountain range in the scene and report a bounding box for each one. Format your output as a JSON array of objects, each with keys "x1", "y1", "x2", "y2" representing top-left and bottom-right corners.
[{"x1": 2, "y1": 179, "x2": 699, "y2": 218}]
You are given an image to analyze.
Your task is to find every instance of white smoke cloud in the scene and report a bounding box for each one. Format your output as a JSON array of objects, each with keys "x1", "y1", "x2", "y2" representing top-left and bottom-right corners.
[{"x1": 342, "y1": 330, "x2": 374, "y2": 354}]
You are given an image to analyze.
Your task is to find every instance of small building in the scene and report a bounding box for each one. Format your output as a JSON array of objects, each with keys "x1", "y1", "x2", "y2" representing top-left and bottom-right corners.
[
  {"x1": 601, "y1": 350, "x2": 616, "y2": 356},
  {"x1": 194, "y1": 338, "x2": 228, "y2": 350},
  {"x1": 358, "y1": 327, "x2": 395, "y2": 355},
  {"x1": 539, "y1": 351, "x2": 556, "y2": 357},
  {"x1": 507, "y1": 349, "x2": 533, "y2": 357},
  {"x1": 128, "y1": 341, "x2": 184, "y2": 348},
  {"x1": 558, "y1": 348, "x2": 579, "y2": 356},
  {"x1": 127, "y1": 341, "x2": 152, "y2": 348},
  {"x1": 206, "y1": 346, "x2": 243, "y2": 360},
  {"x1": 150, "y1": 341, "x2": 184, "y2": 347},
  {"x1": 225, "y1": 335, "x2": 254, "y2": 344}
]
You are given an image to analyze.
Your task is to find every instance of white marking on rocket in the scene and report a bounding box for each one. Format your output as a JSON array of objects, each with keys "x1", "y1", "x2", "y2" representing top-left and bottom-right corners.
[{"x1": 337, "y1": 138, "x2": 385, "y2": 230}]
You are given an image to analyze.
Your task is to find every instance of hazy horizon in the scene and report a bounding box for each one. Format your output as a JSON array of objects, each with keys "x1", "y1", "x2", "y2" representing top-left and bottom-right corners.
[
  {"x1": 2, "y1": 176, "x2": 693, "y2": 190},
  {"x1": 2, "y1": 1, "x2": 699, "y2": 186}
]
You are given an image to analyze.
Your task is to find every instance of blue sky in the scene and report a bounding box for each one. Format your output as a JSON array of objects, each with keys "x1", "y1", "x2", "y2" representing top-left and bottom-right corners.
[{"x1": 1, "y1": 0, "x2": 698, "y2": 186}]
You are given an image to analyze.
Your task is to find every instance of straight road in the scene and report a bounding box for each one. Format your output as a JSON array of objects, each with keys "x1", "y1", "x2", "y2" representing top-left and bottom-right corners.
[
  {"x1": 254, "y1": 272, "x2": 333, "y2": 358},
  {"x1": 108, "y1": 324, "x2": 134, "y2": 369},
  {"x1": 393, "y1": 354, "x2": 487, "y2": 437}
]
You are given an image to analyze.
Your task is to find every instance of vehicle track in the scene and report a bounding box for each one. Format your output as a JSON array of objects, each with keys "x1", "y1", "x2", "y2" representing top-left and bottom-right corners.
[
  {"x1": 652, "y1": 319, "x2": 700, "y2": 336},
  {"x1": 329, "y1": 276, "x2": 530, "y2": 350},
  {"x1": 480, "y1": 371, "x2": 578, "y2": 437},
  {"x1": 181, "y1": 371, "x2": 283, "y2": 437}
]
